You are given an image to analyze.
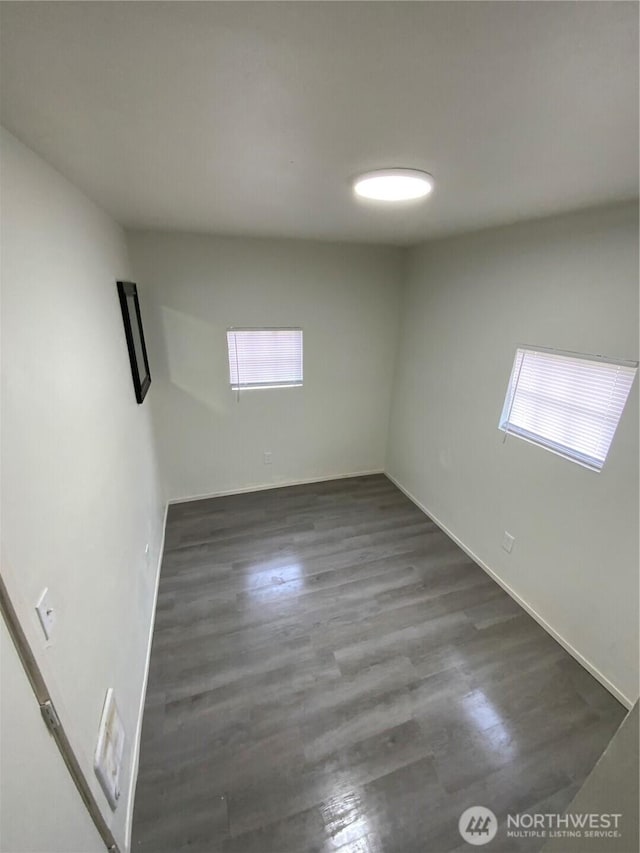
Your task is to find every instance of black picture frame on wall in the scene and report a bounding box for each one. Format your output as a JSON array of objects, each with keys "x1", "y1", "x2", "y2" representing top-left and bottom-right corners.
[{"x1": 117, "y1": 280, "x2": 151, "y2": 404}]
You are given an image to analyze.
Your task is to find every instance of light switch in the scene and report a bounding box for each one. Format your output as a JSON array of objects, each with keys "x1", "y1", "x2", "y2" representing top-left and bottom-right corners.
[{"x1": 35, "y1": 588, "x2": 56, "y2": 641}]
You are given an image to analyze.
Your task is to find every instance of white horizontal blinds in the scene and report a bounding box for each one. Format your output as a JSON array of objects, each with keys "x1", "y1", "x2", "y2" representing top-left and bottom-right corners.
[
  {"x1": 227, "y1": 328, "x2": 303, "y2": 389},
  {"x1": 500, "y1": 347, "x2": 637, "y2": 470}
]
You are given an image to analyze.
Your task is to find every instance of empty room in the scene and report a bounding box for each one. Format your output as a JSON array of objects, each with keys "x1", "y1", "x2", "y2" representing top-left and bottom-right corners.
[{"x1": 0, "y1": 2, "x2": 638, "y2": 852}]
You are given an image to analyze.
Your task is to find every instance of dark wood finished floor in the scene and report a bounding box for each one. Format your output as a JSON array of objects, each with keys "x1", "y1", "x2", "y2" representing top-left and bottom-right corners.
[{"x1": 132, "y1": 475, "x2": 625, "y2": 853}]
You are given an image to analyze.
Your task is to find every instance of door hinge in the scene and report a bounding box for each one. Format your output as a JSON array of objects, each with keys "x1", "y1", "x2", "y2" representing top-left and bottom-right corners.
[{"x1": 40, "y1": 699, "x2": 61, "y2": 732}]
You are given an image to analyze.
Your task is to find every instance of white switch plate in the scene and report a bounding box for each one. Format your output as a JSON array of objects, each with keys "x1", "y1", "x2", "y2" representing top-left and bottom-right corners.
[
  {"x1": 94, "y1": 688, "x2": 125, "y2": 811},
  {"x1": 35, "y1": 588, "x2": 56, "y2": 641},
  {"x1": 502, "y1": 531, "x2": 515, "y2": 554},
  {"x1": 264, "y1": 450, "x2": 273, "y2": 465}
]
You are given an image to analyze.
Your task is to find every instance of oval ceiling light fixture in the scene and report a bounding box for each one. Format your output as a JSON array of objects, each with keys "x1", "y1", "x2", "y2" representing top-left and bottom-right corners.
[{"x1": 353, "y1": 168, "x2": 434, "y2": 202}]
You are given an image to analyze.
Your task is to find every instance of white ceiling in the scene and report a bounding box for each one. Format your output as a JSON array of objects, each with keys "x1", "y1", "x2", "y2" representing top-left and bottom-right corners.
[{"x1": 1, "y1": 1, "x2": 638, "y2": 245}]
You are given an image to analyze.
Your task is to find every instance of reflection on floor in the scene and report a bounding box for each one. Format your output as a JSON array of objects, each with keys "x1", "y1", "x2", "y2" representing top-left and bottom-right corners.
[{"x1": 132, "y1": 474, "x2": 625, "y2": 853}]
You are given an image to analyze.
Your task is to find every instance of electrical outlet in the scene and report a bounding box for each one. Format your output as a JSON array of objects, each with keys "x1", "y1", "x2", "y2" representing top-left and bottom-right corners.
[
  {"x1": 35, "y1": 588, "x2": 56, "y2": 641},
  {"x1": 264, "y1": 450, "x2": 273, "y2": 465},
  {"x1": 502, "y1": 531, "x2": 515, "y2": 554}
]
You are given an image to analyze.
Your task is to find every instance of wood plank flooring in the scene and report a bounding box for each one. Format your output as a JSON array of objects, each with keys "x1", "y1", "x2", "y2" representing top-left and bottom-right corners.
[{"x1": 132, "y1": 474, "x2": 625, "y2": 853}]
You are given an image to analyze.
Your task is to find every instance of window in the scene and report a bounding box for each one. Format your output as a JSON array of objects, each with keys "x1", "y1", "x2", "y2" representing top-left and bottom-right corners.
[
  {"x1": 499, "y1": 346, "x2": 637, "y2": 471},
  {"x1": 227, "y1": 328, "x2": 303, "y2": 390}
]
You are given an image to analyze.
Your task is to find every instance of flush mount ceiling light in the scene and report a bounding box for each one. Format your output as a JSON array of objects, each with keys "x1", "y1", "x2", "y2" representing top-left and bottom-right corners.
[{"x1": 353, "y1": 168, "x2": 434, "y2": 201}]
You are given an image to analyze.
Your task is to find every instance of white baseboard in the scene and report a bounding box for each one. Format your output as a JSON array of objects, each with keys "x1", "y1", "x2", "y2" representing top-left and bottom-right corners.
[
  {"x1": 124, "y1": 500, "x2": 169, "y2": 852},
  {"x1": 168, "y1": 469, "x2": 385, "y2": 505},
  {"x1": 384, "y1": 472, "x2": 633, "y2": 710}
]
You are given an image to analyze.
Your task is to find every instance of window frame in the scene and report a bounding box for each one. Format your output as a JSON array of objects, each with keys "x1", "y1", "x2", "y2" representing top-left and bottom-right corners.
[{"x1": 499, "y1": 344, "x2": 637, "y2": 472}]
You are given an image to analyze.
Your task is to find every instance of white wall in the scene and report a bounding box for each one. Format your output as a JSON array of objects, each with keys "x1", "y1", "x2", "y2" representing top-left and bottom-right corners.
[
  {"x1": 387, "y1": 202, "x2": 639, "y2": 705},
  {"x1": 0, "y1": 129, "x2": 164, "y2": 851},
  {"x1": 0, "y1": 618, "x2": 104, "y2": 853},
  {"x1": 127, "y1": 232, "x2": 403, "y2": 501}
]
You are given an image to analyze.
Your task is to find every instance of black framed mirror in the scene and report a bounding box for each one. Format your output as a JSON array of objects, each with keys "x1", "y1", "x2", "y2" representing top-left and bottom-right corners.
[{"x1": 117, "y1": 280, "x2": 151, "y2": 404}]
